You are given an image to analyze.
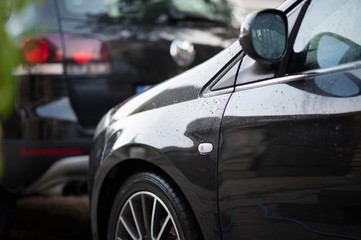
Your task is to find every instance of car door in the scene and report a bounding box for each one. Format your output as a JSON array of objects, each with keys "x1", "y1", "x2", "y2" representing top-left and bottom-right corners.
[{"x1": 219, "y1": 0, "x2": 361, "y2": 239}]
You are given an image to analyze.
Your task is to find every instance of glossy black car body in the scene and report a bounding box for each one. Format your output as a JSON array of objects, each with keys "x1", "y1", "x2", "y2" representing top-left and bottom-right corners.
[
  {"x1": 1, "y1": 0, "x2": 237, "y2": 195},
  {"x1": 90, "y1": 0, "x2": 361, "y2": 239}
]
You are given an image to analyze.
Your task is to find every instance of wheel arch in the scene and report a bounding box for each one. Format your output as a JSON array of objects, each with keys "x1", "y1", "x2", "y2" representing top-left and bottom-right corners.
[{"x1": 95, "y1": 157, "x2": 204, "y2": 240}]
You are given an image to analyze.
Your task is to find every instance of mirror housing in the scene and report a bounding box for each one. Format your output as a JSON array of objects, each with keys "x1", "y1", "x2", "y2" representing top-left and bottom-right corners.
[{"x1": 239, "y1": 9, "x2": 288, "y2": 67}]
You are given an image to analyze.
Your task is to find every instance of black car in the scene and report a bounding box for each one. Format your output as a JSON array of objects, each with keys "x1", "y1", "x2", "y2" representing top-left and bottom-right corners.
[
  {"x1": 89, "y1": 0, "x2": 361, "y2": 239},
  {"x1": 1, "y1": 0, "x2": 237, "y2": 196}
]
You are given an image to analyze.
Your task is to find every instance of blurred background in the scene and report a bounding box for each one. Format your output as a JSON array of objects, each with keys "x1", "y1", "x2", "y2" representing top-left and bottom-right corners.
[
  {"x1": 0, "y1": 0, "x2": 284, "y2": 239},
  {"x1": 231, "y1": 0, "x2": 285, "y2": 22}
]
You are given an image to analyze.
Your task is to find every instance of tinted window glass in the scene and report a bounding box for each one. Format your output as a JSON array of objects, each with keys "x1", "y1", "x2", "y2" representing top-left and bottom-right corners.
[
  {"x1": 61, "y1": 0, "x2": 107, "y2": 16},
  {"x1": 287, "y1": 0, "x2": 361, "y2": 73},
  {"x1": 6, "y1": 0, "x2": 58, "y2": 37},
  {"x1": 172, "y1": 0, "x2": 233, "y2": 23},
  {"x1": 60, "y1": 0, "x2": 233, "y2": 24}
]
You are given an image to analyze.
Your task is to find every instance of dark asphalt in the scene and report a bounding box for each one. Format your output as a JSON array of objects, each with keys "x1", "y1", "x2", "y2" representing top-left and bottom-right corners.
[{"x1": 9, "y1": 196, "x2": 92, "y2": 240}]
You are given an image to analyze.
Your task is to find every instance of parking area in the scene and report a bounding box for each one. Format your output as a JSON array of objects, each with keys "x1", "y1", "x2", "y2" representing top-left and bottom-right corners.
[
  {"x1": 9, "y1": 196, "x2": 91, "y2": 240},
  {"x1": 2, "y1": 0, "x2": 361, "y2": 239}
]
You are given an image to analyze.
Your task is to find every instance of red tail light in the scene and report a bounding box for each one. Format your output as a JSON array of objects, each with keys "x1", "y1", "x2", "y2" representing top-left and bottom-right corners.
[
  {"x1": 15, "y1": 33, "x2": 111, "y2": 76},
  {"x1": 73, "y1": 50, "x2": 92, "y2": 64},
  {"x1": 23, "y1": 39, "x2": 50, "y2": 64}
]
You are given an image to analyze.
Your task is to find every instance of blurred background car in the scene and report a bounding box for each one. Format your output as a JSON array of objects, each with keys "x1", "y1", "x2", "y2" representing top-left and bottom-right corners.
[
  {"x1": 89, "y1": 0, "x2": 361, "y2": 239},
  {"x1": 0, "y1": 0, "x2": 239, "y2": 197}
]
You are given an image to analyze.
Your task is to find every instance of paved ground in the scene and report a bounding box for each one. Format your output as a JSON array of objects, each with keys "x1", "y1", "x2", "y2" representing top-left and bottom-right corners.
[{"x1": 9, "y1": 195, "x2": 92, "y2": 240}]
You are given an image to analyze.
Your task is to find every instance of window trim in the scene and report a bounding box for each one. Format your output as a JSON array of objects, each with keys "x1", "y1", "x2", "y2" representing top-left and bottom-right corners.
[
  {"x1": 235, "y1": 60, "x2": 361, "y2": 93},
  {"x1": 202, "y1": 51, "x2": 243, "y2": 97}
]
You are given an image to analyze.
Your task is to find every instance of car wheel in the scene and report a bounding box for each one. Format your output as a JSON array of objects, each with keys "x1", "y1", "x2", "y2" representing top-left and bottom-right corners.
[
  {"x1": 0, "y1": 187, "x2": 16, "y2": 239},
  {"x1": 107, "y1": 172, "x2": 201, "y2": 240}
]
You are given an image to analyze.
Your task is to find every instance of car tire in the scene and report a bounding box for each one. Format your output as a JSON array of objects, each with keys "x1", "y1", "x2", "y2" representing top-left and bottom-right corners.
[
  {"x1": 0, "y1": 187, "x2": 16, "y2": 240},
  {"x1": 107, "y1": 172, "x2": 202, "y2": 240}
]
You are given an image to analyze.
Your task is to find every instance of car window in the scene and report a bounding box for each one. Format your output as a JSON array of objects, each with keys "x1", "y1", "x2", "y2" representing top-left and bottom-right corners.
[
  {"x1": 287, "y1": 0, "x2": 361, "y2": 73},
  {"x1": 6, "y1": 0, "x2": 58, "y2": 37},
  {"x1": 59, "y1": 0, "x2": 234, "y2": 24},
  {"x1": 211, "y1": 57, "x2": 241, "y2": 91},
  {"x1": 171, "y1": 0, "x2": 233, "y2": 23}
]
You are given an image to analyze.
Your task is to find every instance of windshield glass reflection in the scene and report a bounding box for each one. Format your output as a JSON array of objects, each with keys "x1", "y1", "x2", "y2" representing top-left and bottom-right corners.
[{"x1": 62, "y1": 0, "x2": 234, "y2": 24}]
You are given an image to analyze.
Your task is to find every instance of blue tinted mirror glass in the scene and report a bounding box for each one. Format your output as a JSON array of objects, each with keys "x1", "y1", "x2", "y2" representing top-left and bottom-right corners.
[{"x1": 251, "y1": 12, "x2": 286, "y2": 60}]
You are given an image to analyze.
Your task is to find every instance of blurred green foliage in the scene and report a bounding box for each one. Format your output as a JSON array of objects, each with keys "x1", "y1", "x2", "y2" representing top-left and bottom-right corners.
[{"x1": 0, "y1": 0, "x2": 32, "y2": 178}]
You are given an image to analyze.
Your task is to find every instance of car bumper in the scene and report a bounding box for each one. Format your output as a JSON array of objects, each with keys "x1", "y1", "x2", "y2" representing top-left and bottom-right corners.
[{"x1": 1, "y1": 138, "x2": 91, "y2": 195}]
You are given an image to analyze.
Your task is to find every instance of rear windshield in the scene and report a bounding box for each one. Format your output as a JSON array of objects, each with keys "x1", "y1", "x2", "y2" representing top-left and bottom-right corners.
[
  {"x1": 6, "y1": 0, "x2": 58, "y2": 37},
  {"x1": 58, "y1": 0, "x2": 234, "y2": 25}
]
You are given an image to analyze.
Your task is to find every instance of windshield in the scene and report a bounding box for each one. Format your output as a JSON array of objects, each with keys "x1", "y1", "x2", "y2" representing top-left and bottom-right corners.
[{"x1": 60, "y1": 0, "x2": 234, "y2": 25}]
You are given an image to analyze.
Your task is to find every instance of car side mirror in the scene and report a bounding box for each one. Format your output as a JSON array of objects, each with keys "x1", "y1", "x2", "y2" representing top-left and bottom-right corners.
[{"x1": 239, "y1": 9, "x2": 288, "y2": 67}]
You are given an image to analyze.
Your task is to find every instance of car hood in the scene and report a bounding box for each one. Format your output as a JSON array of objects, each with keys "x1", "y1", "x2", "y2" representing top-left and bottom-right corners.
[{"x1": 109, "y1": 40, "x2": 241, "y2": 122}]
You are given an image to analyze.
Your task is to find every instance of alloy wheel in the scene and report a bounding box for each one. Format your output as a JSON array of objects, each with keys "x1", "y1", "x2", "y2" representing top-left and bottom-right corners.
[{"x1": 115, "y1": 191, "x2": 180, "y2": 240}]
